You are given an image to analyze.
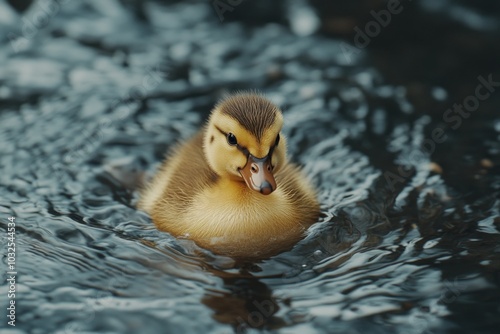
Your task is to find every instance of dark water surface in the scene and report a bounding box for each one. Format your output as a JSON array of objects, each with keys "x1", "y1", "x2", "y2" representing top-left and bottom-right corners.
[{"x1": 1, "y1": 1, "x2": 500, "y2": 333}]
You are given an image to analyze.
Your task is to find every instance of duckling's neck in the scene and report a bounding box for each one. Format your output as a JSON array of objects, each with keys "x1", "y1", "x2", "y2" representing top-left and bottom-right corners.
[
  {"x1": 215, "y1": 177, "x2": 259, "y2": 202},
  {"x1": 180, "y1": 174, "x2": 304, "y2": 257},
  {"x1": 187, "y1": 175, "x2": 292, "y2": 228}
]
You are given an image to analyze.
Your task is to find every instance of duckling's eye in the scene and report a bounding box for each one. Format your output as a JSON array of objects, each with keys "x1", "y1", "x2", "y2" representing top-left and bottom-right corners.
[
  {"x1": 275, "y1": 134, "x2": 280, "y2": 146},
  {"x1": 227, "y1": 133, "x2": 237, "y2": 146}
]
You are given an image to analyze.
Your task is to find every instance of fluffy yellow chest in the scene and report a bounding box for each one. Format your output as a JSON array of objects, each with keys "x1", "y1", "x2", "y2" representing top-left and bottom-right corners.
[{"x1": 178, "y1": 179, "x2": 305, "y2": 257}]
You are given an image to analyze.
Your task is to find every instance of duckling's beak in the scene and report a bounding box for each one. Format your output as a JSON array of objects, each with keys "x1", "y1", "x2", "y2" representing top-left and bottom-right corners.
[{"x1": 239, "y1": 154, "x2": 276, "y2": 195}]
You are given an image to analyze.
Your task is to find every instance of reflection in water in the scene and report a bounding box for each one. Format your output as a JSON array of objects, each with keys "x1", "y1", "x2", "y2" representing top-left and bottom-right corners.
[
  {"x1": 0, "y1": 1, "x2": 499, "y2": 333},
  {"x1": 202, "y1": 273, "x2": 284, "y2": 332}
]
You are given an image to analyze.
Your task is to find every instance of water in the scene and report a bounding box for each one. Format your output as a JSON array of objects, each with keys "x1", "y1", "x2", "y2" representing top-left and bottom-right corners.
[{"x1": 1, "y1": 1, "x2": 499, "y2": 333}]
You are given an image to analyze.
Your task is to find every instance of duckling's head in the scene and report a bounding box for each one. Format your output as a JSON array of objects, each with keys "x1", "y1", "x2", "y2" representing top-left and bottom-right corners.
[{"x1": 204, "y1": 93, "x2": 287, "y2": 195}]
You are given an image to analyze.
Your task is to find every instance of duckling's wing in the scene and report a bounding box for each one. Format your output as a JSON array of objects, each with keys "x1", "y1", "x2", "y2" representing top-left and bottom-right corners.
[
  {"x1": 139, "y1": 130, "x2": 217, "y2": 214},
  {"x1": 163, "y1": 131, "x2": 218, "y2": 210}
]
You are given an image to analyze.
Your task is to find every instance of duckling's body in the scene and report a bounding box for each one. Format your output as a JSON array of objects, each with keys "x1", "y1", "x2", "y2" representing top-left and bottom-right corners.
[{"x1": 139, "y1": 93, "x2": 319, "y2": 259}]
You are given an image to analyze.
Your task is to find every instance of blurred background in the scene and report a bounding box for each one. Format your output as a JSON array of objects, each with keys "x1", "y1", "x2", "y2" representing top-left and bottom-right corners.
[{"x1": 1, "y1": 0, "x2": 499, "y2": 333}]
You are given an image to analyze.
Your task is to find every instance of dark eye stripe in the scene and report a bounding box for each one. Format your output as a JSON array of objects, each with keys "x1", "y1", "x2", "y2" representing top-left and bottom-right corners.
[
  {"x1": 215, "y1": 125, "x2": 249, "y2": 156},
  {"x1": 214, "y1": 126, "x2": 280, "y2": 159}
]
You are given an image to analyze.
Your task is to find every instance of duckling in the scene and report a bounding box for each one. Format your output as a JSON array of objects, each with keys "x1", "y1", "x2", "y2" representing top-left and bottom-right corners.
[{"x1": 139, "y1": 93, "x2": 319, "y2": 259}]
